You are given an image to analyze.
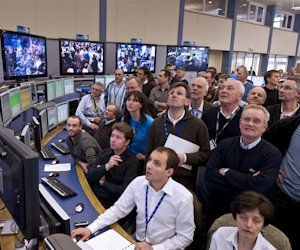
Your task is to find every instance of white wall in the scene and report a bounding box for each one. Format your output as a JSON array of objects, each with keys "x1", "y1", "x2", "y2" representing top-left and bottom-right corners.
[
  {"x1": 234, "y1": 21, "x2": 269, "y2": 53},
  {"x1": 0, "y1": 0, "x2": 100, "y2": 40},
  {"x1": 106, "y1": 0, "x2": 179, "y2": 44},
  {"x1": 271, "y1": 29, "x2": 298, "y2": 56},
  {"x1": 183, "y1": 11, "x2": 232, "y2": 51},
  {"x1": 208, "y1": 50, "x2": 223, "y2": 72}
]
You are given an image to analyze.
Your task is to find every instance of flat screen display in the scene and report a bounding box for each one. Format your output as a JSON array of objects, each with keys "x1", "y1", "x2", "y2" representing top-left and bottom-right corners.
[
  {"x1": 9, "y1": 87, "x2": 21, "y2": 116},
  {"x1": 116, "y1": 43, "x2": 156, "y2": 73},
  {"x1": 55, "y1": 79, "x2": 64, "y2": 98},
  {"x1": 20, "y1": 84, "x2": 32, "y2": 110},
  {"x1": 1, "y1": 30, "x2": 47, "y2": 80},
  {"x1": 46, "y1": 80, "x2": 56, "y2": 101},
  {"x1": 64, "y1": 78, "x2": 74, "y2": 94},
  {"x1": 59, "y1": 39, "x2": 105, "y2": 75},
  {"x1": 0, "y1": 92, "x2": 13, "y2": 126},
  {"x1": 166, "y1": 46, "x2": 209, "y2": 72},
  {"x1": 57, "y1": 102, "x2": 69, "y2": 124},
  {"x1": 47, "y1": 106, "x2": 58, "y2": 131},
  {"x1": 39, "y1": 109, "x2": 48, "y2": 138}
]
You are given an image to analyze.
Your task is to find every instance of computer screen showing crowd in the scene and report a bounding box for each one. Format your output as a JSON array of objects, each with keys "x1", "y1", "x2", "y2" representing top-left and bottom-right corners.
[
  {"x1": 59, "y1": 38, "x2": 105, "y2": 75},
  {"x1": 47, "y1": 106, "x2": 58, "y2": 131},
  {"x1": 0, "y1": 126, "x2": 40, "y2": 240},
  {"x1": 57, "y1": 101, "x2": 69, "y2": 124},
  {"x1": 0, "y1": 29, "x2": 47, "y2": 80},
  {"x1": 116, "y1": 43, "x2": 156, "y2": 73},
  {"x1": 166, "y1": 46, "x2": 209, "y2": 72}
]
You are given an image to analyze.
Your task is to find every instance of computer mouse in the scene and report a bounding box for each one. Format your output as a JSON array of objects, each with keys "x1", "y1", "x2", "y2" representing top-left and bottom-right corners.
[
  {"x1": 48, "y1": 172, "x2": 59, "y2": 177},
  {"x1": 52, "y1": 159, "x2": 59, "y2": 165},
  {"x1": 58, "y1": 138, "x2": 65, "y2": 143},
  {"x1": 75, "y1": 203, "x2": 84, "y2": 213}
]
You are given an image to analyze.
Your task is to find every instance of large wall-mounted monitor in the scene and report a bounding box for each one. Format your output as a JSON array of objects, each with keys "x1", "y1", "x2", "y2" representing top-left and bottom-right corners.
[
  {"x1": 166, "y1": 46, "x2": 209, "y2": 72},
  {"x1": 116, "y1": 43, "x2": 156, "y2": 73},
  {"x1": 59, "y1": 38, "x2": 105, "y2": 75},
  {"x1": 0, "y1": 30, "x2": 47, "y2": 80},
  {"x1": 0, "y1": 91, "x2": 13, "y2": 126},
  {"x1": 0, "y1": 126, "x2": 40, "y2": 240}
]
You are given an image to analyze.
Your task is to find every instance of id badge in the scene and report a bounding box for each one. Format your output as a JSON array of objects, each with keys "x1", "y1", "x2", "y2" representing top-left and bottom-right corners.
[{"x1": 209, "y1": 139, "x2": 217, "y2": 150}]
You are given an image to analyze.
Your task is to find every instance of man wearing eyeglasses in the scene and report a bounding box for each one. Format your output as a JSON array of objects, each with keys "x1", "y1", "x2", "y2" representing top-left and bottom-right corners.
[
  {"x1": 105, "y1": 69, "x2": 126, "y2": 113},
  {"x1": 267, "y1": 77, "x2": 300, "y2": 126},
  {"x1": 76, "y1": 82, "x2": 105, "y2": 135}
]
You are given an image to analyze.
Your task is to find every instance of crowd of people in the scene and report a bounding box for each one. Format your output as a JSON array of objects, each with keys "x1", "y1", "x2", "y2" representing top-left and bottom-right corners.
[{"x1": 68, "y1": 63, "x2": 299, "y2": 250}]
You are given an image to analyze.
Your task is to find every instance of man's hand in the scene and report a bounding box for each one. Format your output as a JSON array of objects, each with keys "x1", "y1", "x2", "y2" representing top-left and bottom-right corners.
[
  {"x1": 277, "y1": 169, "x2": 286, "y2": 184},
  {"x1": 71, "y1": 227, "x2": 92, "y2": 241},
  {"x1": 134, "y1": 242, "x2": 153, "y2": 250},
  {"x1": 94, "y1": 117, "x2": 101, "y2": 124},
  {"x1": 218, "y1": 168, "x2": 230, "y2": 176},
  {"x1": 78, "y1": 161, "x2": 89, "y2": 174},
  {"x1": 90, "y1": 123, "x2": 99, "y2": 130},
  {"x1": 99, "y1": 176, "x2": 106, "y2": 186},
  {"x1": 177, "y1": 153, "x2": 186, "y2": 166},
  {"x1": 136, "y1": 153, "x2": 145, "y2": 160},
  {"x1": 105, "y1": 155, "x2": 123, "y2": 171}
]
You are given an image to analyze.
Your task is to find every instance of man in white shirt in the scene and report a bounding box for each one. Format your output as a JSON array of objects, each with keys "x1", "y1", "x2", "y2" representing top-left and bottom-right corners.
[
  {"x1": 71, "y1": 147, "x2": 195, "y2": 250},
  {"x1": 75, "y1": 82, "x2": 105, "y2": 134}
]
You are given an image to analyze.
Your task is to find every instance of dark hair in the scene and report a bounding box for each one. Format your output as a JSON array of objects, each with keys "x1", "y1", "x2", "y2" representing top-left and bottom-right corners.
[
  {"x1": 169, "y1": 82, "x2": 191, "y2": 98},
  {"x1": 264, "y1": 70, "x2": 279, "y2": 83},
  {"x1": 160, "y1": 69, "x2": 171, "y2": 79},
  {"x1": 137, "y1": 67, "x2": 156, "y2": 85},
  {"x1": 231, "y1": 191, "x2": 274, "y2": 226},
  {"x1": 123, "y1": 91, "x2": 148, "y2": 124},
  {"x1": 176, "y1": 67, "x2": 186, "y2": 72},
  {"x1": 112, "y1": 122, "x2": 134, "y2": 141},
  {"x1": 68, "y1": 115, "x2": 82, "y2": 126},
  {"x1": 205, "y1": 70, "x2": 215, "y2": 79},
  {"x1": 154, "y1": 147, "x2": 179, "y2": 170},
  {"x1": 218, "y1": 73, "x2": 231, "y2": 81},
  {"x1": 207, "y1": 66, "x2": 217, "y2": 76}
]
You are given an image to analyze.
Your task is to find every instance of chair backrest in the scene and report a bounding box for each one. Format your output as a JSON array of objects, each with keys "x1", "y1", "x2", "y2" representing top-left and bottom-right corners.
[{"x1": 206, "y1": 213, "x2": 292, "y2": 250}]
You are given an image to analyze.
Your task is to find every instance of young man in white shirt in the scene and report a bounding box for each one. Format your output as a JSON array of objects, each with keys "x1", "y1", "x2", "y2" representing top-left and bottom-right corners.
[{"x1": 71, "y1": 147, "x2": 195, "y2": 250}]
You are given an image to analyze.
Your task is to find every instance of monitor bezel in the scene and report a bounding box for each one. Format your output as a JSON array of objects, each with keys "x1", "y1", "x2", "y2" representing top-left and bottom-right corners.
[
  {"x1": 0, "y1": 29, "x2": 48, "y2": 80},
  {"x1": 59, "y1": 38, "x2": 105, "y2": 76}
]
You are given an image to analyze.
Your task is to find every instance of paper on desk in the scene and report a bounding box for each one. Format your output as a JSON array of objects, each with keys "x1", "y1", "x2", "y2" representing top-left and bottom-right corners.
[
  {"x1": 44, "y1": 163, "x2": 71, "y2": 172},
  {"x1": 164, "y1": 134, "x2": 200, "y2": 171},
  {"x1": 85, "y1": 229, "x2": 135, "y2": 250}
]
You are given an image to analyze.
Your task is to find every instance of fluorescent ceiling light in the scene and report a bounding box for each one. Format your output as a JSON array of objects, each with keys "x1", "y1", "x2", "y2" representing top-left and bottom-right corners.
[{"x1": 291, "y1": 6, "x2": 300, "y2": 10}]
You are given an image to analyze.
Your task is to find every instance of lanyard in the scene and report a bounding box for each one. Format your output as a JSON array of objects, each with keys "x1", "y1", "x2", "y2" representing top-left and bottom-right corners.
[
  {"x1": 163, "y1": 113, "x2": 185, "y2": 139},
  {"x1": 90, "y1": 95, "x2": 98, "y2": 113},
  {"x1": 112, "y1": 83, "x2": 124, "y2": 104},
  {"x1": 145, "y1": 186, "x2": 166, "y2": 236},
  {"x1": 215, "y1": 106, "x2": 240, "y2": 140}
]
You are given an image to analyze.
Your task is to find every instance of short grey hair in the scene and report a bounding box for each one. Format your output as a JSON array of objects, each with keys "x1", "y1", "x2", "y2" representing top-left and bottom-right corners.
[
  {"x1": 192, "y1": 77, "x2": 209, "y2": 91},
  {"x1": 225, "y1": 78, "x2": 245, "y2": 95},
  {"x1": 242, "y1": 104, "x2": 270, "y2": 124}
]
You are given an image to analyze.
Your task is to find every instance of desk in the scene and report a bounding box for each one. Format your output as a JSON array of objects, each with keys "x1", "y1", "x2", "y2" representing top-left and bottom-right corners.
[{"x1": 40, "y1": 125, "x2": 135, "y2": 244}]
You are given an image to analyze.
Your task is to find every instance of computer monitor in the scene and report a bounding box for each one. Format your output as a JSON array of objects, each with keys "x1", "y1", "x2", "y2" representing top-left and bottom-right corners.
[
  {"x1": 19, "y1": 124, "x2": 31, "y2": 148},
  {"x1": 251, "y1": 76, "x2": 265, "y2": 87},
  {"x1": 0, "y1": 29, "x2": 47, "y2": 80},
  {"x1": 63, "y1": 78, "x2": 74, "y2": 95},
  {"x1": 57, "y1": 102, "x2": 69, "y2": 124},
  {"x1": 59, "y1": 38, "x2": 105, "y2": 75},
  {"x1": 0, "y1": 91, "x2": 13, "y2": 126},
  {"x1": 9, "y1": 87, "x2": 21, "y2": 116},
  {"x1": 116, "y1": 43, "x2": 156, "y2": 73},
  {"x1": 68, "y1": 98, "x2": 79, "y2": 116},
  {"x1": 30, "y1": 81, "x2": 38, "y2": 104},
  {"x1": 38, "y1": 109, "x2": 48, "y2": 138},
  {"x1": 0, "y1": 126, "x2": 40, "y2": 240},
  {"x1": 20, "y1": 84, "x2": 32, "y2": 111},
  {"x1": 55, "y1": 79, "x2": 65, "y2": 98},
  {"x1": 166, "y1": 46, "x2": 209, "y2": 72},
  {"x1": 47, "y1": 106, "x2": 58, "y2": 131},
  {"x1": 32, "y1": 116, "x2": 42, "y2": 152},
  {"x1": 46, "y1": 80, "x2": 56, "y2": 101}
]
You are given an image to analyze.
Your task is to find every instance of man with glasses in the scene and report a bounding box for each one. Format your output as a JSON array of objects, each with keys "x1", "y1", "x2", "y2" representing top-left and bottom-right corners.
[
  {"x1": 76, "y1": 82, "x2": 105, "y2": 135},
  {"x1": 267, "y1": 77, "x2": 300, "y2": 126},
  {"x1": 66, "y1": 115, "x2": 101, "y2": 173},
  {"x1": 105, "y1": 68, "x2": 127, "y2": 113}
]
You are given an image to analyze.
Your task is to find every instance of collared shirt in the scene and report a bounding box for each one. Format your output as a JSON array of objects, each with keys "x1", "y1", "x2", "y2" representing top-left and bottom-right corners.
[
  {"x1": 107, "y1": 81, "x2": 127, "y2": 108},
  {"x1": 280, "y1": 104, "x2": 300, "y2": 119},
  {"x1": 209, "y1": 227, "x2": 276, "y2": 250},
  {"x1": 87, "y1": 176, "x2": 195, "y2": 250},
  {"x1": 220, "y1": 106, "x2": 239, "y2": 119},
  {"x1": 75, "y1": 94, "x2": 105, "y2": 127},
  {"x1": 240, "y1": 137, "x2": 262, "y2": 150},
  {"x1": 149, "y1": 85, "x2": 170, "y2": 104},
  {"x1": 168, "y1": 110, "x2": 185, "y2": 126},
  {"x1": 104, "y1": 118, "x2": 116, "y2": 125},
  {"x1": 189, "y1": 102, "x2": 204, "y2": 119}
]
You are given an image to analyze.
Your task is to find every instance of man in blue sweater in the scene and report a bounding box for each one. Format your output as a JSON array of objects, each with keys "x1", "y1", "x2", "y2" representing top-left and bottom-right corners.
[{"x1": 197, "y1": 104, "x2": 282, "y2": 228}]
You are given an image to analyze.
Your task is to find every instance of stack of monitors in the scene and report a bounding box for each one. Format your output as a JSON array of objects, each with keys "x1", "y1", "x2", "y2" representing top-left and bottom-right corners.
[
  {"x1": 0, "y1": 91, "x2": 13, "y2": 126},
  {"x1": 57, "y1": 102, "x2": 69, "y2": 124},
  {"x1": 47, "y1": 106, "x2": 58, "y2": 131},
  {"x1": 46, "y1": 78, "x2": 75, "y2": 101},
  {"x1": 20, "y1": 84, "x2": 32, "y2": 110},
  {"x1": 64, "y1": 78, "x2": 74, "y2": 95}
]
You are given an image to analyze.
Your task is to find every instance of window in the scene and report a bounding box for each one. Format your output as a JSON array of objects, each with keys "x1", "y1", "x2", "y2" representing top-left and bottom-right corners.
[
  {"x1": 231, "y1": 52, "x2": 261, "y2": 75},
  {"x1": 185, "y1": 0, "x2": 227, "y2": 17},
  {"x1": 237, "y1": 0, "x2": 266, "y2": 24},
  {"x1": 273, "y1": 11, "x2": 294, "y2": 30},
  {"x1": 267, "y1": 55, "x2": 288, "y2": 71}
]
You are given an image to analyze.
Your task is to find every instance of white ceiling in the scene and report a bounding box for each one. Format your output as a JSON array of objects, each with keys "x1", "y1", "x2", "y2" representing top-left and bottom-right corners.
[{"x1": 257, "y1": 0, "x2": 300, "y2": 13}]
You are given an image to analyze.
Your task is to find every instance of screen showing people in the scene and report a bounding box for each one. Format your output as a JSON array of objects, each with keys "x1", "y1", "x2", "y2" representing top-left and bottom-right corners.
[
  {"x1": 1, "y1": 30, "x2": 47, "y2": 80},
  {"x1": 116, "y1": 43, "x2": 156, "y2": 73},
  {"x1": 59, "y1": 39, "x2": 105, "y2": 75},
  {"x1": 166, "y1": 46, "x2": 209, "y2": 72}
]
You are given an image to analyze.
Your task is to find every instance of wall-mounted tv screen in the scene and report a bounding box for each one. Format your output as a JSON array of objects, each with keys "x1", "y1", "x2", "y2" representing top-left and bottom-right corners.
[
  {"x1": 59, "y1": 39, "x2": 105, "y2": 75},
  {"x1": 166, "y1": 46, "x2": 209, "y2": 72},
  {"x1": 0, "y1": 30, "x2": 47, "y2": 80},
  {"x1": 116, "y1": 43, "x2": 156, "y2": 73}
]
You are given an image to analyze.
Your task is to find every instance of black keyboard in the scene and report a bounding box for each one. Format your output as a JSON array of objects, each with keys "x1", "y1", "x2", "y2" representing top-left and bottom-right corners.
[
  {"x1": 51, "y1": 142, "x2": 70, "y2": 154},
  {"x1": 40, "y1": 146, "x2": 56, "y2": 160},
  {"x1": 41, "y1": 177, "x2": 77, "y2": 197}
]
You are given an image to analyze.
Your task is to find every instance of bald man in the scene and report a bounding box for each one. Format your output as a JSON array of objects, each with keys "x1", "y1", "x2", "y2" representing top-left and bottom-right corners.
[{"x1": 247, "y1": 86, "x2": 267, "y2": 106}]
